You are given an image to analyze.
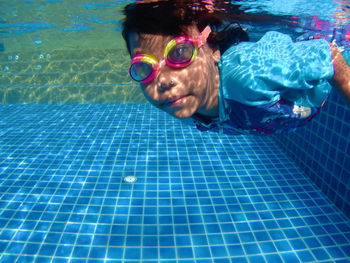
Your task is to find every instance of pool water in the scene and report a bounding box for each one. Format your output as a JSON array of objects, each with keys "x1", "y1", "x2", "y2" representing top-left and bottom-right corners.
[
  {"x1": 0, "y1": 0, "x2": 350, "y2": 262},
  {"x1": 0, "y1": 103, "x2": 349, "y2": 262}
]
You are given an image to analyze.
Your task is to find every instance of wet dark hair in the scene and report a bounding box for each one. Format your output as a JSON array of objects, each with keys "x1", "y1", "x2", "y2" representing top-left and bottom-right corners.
[
  {"x1": 122, "y1": 0, "x2": 250, "y2": 54},
  {"x1": 121, "y1": 0, "x2": 289, "y2": 54}
]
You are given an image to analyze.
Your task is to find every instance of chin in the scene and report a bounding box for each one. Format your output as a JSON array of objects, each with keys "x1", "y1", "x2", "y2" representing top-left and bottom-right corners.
[
  {"x1": 170, "y1": 109, "x2": 196, "y2": 119},
  {"x1": 170, "y1": 97, "x2": 199, "y2": 119}
]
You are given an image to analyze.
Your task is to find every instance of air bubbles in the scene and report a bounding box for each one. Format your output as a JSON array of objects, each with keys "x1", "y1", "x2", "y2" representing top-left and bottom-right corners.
[
  {"x1": 37, "y1": 53, "x2": 51, "y2": 61},
  {"x1": 6, "y1": 54, "x2": 20, "y2": 62}
]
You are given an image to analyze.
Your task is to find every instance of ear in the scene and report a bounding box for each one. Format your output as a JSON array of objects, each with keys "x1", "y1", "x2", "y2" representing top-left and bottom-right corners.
[{"x1": 212, "y1": 48, "x2": 221, "y2": 63}]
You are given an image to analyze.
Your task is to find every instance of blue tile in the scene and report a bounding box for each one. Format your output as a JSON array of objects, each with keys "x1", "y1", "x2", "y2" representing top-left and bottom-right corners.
[
  {"x1": 335, "y1": 260, "x2": 350, "y2": 263},
  {"x1": 143, "y1": 226, "x2": 158, "y2": 235},
  {"x1": 235, "y1": 222, "x2": 250, "y2": 231},
  {"x1": 208, "y1": 234, "x2": 225, "y2": 245},
  {"x1": 126, "y1": 236, "x2": 141, "y2": 246},
  {"x1": 229, "y1": 257, "x2": 248, "y2": 263},
  {"x1": 176, "y1": 235, "x2": 191, "y2": 246},
  {"x1": 248, "y1": 255, "x2": 266, "y2": 263},
  {"x1": 160, "y1": 247, "x2": 176, "y2": 259},
  {"x1": 127, "y1": 226, "x2": 142, "y2": 235},
  {"x1": 107, "y1": 247, "x2": 124, "y2": 259},
  {"x1": 159, "y1": 225, "x2": 173, "y2": 235},
  {"x1": 332, "y1": 234, "x2": 348, "y2": 245},
  {"x1": 123, "y1": 248, "x2": 141, "y2": 260},
  {"x1": 227, "y1": 245, "x2": 244, "y2": 257},
  {"x1": 75, "y1": 235, "x2": 92, "y2": 245},
  {"x1": 143, "y1": 236, "x2": 158, "y2": 246},
  {"x1": 175, "y1": 225, "x2": 190, "y2": 235},
  {"x1": 223, "y1": 233, "x2": 240, "y2": 244},
  {"x1": 296, "y1": 227, "x2": 313, "y2": 237},
  {"x1": 265, "y1": 254, "x2": 283, "y2": 263},
  {"x1": 159, "y1": 236, "x2": 175, "y2": 246},
  {"x1": 55, "y1": 245, "x2": 73, "y2": 257},
  {"x1": 327, "y1": 246, "x2": 345, "y2": 258},
  {"x1": 177, "y1": 247, "x2": 194, "y2": 259},
  {"x1": 340, "y1": 245, "x2": 350, "y2": 257},
  {"x1": 210, "y1": 245, "x2": 228, "y2": 257},
  {"x1": 274, "y1": 240, "x2": 292, "y2": 252},
  {"x1": 174, "y1": 216, "x2": 187, "y2": 224},
  {"x1": 60, "y1": 234, "x2": 77, "y2": 245},
  {"x1": 13, "y1": 231, "x2": 31, "y2": 242},
  {"x1": 304, "y1": 237, "x2": 322, "y2": 248},
  {"x1": 0, "y1": 230, "x2": 15, "y2": 240},
  {"x1": 206, "y1": 224, "x2": 221, "y2": 233},
  {"x1": 194, "y1": 246, "x2": 211, "y2": 258},
  {"x1": 72, "y1": 246, "x2": 90, "y2": 258},
  {"x1": 190, "y1": 224, "x2": 205, "y2": 234},
  {"x1": 254, "y1": 231, "x2": 270, "y2": 241},
  {"x1": 142, "y1": 247, "x2": 158, "y2": 259},
  {"x1": 239, "y1": 232, "x2": 255, "y2": 243},
  {"x1": 289, "y1": 239, "x2": 307, "y2": 250},
  {"x1": 297, "y1": 250, "x2": 315, "y2": 262},
  {"x1": 192, "y1": 235, "x2": 208, "y2": 246},
  {"x1": 22, "y1": 243, "x2": 40, "y2": 255},
  {"x1": 243, "y1": 243, "x2": 260, "y2": 255},
  {"x1": 20, "y1": 256, "x2": 37, "y2": 262},
  {"x1": 311, "y1": 248, "x2": 331, "y2": 260},
  {"x1": 144, "y1": 216, "x2": 157, "y2": 224},
  {"x1": 250, "y1": 221, "x2": 265, "y2": 231},
  {"x1": 260, "y1": 242, "x2": 277, "y2": 253},
  {"x1": 39, "y1": 244, "x2": 57, "y2": 256},
  {"x1": 281, "y1": 252, "x2": 300, "y2": 262},
  {"x1": 1, "y1": 255, "x2": 17, "y2": 263},
  {"x1": 7, "y1": 242, "x2": 25, "y2": 253},
  {"x1": 109, "y1": 236, "x2": 125, "y2": 246},
  {"x1": 213, "y1": 259, "x2": 230, "y2": 263}
]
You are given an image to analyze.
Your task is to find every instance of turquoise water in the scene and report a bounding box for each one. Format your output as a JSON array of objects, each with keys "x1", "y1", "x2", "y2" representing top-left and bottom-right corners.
[
  {"x1": 0, "y1": 0, "x2": 350, "y2": 262},
  {"x1": 0, "y1": 103, "x2": 349, "y2": 262}
]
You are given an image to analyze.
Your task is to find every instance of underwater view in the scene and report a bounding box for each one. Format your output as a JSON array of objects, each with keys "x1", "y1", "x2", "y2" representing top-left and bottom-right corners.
[{"x1": 0, "y1": 0, "x2": 350, "y2": 262}]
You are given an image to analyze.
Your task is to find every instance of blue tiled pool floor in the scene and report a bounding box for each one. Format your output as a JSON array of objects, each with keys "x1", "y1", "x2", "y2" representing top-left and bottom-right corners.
[{"x1": 0, "y1": 103, "x2": 349, "y2": 263}]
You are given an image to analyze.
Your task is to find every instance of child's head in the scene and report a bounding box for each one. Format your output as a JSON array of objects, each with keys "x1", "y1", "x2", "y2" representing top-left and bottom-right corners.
[{"x1": 122, "y1": 1, "x2": 248, "y2": 118}]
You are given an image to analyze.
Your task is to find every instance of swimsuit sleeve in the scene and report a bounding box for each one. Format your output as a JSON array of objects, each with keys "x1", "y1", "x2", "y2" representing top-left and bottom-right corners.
[{"x1": 219, "y1": 31, "x2": 334, "y2": 107}]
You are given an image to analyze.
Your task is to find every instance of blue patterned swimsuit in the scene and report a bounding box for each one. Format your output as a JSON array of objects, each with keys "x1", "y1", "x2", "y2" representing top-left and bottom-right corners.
[{"x1": 191, "y1": 31, "x2": 335, "y2": 135}]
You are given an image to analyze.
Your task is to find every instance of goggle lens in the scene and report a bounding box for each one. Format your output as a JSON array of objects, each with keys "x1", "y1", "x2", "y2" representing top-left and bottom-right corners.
[
  {"x1": 167, "y1": 42, "x2": 195, "y2": 65},
  {"x1": 130, "y1": 62, "x2": 154, "y2": 82}
]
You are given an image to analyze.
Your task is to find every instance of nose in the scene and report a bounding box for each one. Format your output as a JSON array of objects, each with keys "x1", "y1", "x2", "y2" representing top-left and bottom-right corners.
[{"x1": 157, "y1": 79, "x2": 175, "y2": 93}]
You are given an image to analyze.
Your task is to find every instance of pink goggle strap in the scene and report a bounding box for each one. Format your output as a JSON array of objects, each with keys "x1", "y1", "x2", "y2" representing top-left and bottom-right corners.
[{"x1": 196, "y1": 26, "x2": 212, "y2": 47}]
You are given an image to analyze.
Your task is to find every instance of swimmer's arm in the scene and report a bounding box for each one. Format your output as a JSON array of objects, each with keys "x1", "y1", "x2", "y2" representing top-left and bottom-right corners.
[{"x1": 330, "y1": 44, "x2": 350, "y2": 104}]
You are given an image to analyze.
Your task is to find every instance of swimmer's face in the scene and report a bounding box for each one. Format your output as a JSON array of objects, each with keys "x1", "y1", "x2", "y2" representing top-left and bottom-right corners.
[{"x1": 127, "y1": 26, "x2": 220, "y2": 119}]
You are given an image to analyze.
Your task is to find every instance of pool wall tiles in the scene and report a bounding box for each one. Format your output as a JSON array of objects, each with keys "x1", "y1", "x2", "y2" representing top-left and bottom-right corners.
[
  {"x1": 273, "y1": 90, "x2": 350, "y2": 218},
  {"x1": 0, "y1": 49, "x2": 146, "y2": 104}
]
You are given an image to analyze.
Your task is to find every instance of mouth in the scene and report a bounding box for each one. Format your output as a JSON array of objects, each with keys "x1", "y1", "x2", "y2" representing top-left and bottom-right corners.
[{"x1": 162, "y1": 95, "x2": 190, "y2": 108}]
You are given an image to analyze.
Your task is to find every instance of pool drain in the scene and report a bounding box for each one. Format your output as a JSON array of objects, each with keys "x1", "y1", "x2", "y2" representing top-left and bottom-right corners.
[{"x1": 123, "y1": 175, "x2": 137, "y2": 183}]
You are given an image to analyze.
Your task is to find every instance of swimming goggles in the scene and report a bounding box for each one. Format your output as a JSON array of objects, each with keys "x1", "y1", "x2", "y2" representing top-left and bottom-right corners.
[{"x1": 129, "y1": 26, "x2": 212, "y2": 83}]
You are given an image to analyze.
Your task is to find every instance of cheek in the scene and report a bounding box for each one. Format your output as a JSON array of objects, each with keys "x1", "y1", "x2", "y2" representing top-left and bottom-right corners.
[
  {"x1": 188, "y1": 58, "x2": 211, "y2": 87},
  {"x1": 140, "y1": 84, "x2": 157, "y2": 102}
]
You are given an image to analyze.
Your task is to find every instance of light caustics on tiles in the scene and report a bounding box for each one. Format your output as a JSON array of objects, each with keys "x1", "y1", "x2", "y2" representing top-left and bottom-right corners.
[{"x1": 0, "y1": 103, "x2": 349, "y2": 262}]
